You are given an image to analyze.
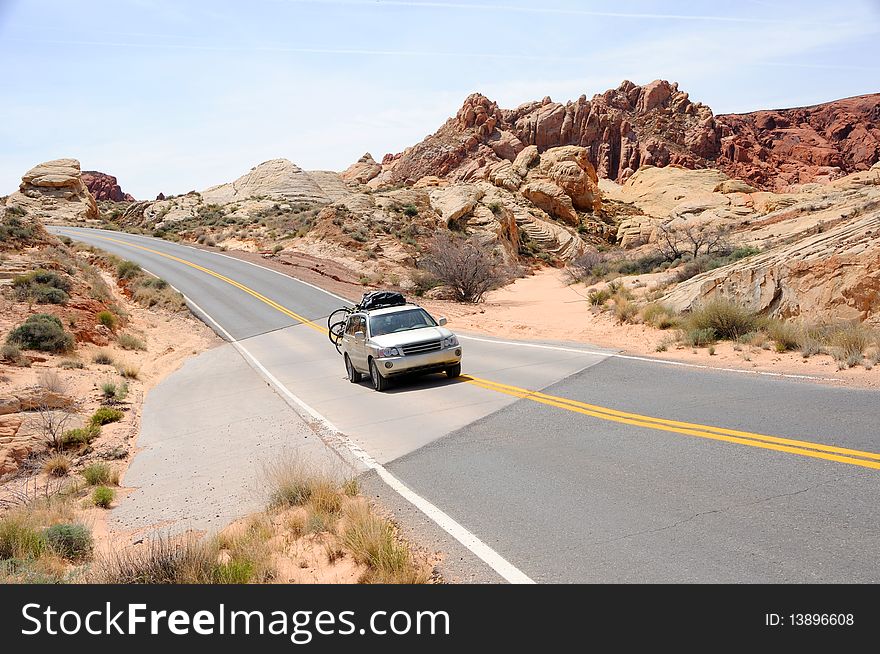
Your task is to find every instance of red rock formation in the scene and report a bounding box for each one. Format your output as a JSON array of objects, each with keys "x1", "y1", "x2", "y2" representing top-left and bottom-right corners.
[
  {"x1": 378, "y1": 80, "x2": 718, "y2": 187},
  {"x1": 82, "y1": 170, "x2": 135, "y2": 202},
  {"x1": 376, "y1": 83, "x2": 880, "y2": 192},
  {"x1": 715, "y1": 93, "x2": 880, "y2": 191}
]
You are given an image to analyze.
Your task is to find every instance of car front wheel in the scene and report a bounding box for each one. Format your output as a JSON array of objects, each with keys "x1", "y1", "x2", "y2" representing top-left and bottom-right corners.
[
  {"x1": 370, "y1": 359, "x2": 390, "y2": 391},
  {"x1": 345, "y1": 354, "x2": 362, "y2": 383},
  {"x1": 446, "y1": 363, "x2": 461, "y2": 378}
]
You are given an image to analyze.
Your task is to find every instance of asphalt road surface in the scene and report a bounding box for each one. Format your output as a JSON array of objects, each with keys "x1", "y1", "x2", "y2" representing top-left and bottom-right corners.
[{"x1": 52, "y1": 227, "x2": 880, "y2": 583}]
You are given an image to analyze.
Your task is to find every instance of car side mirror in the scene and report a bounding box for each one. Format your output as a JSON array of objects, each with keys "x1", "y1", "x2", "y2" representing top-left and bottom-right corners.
[
  {"x1": 438, "y1": 316, "x2": 448, "y2": 326},
  {"x1": 354, "y1": 331, "x2": 365, "y2": 341}
]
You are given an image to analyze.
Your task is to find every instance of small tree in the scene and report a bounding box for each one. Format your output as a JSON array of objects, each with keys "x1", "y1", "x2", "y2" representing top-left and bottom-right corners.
[
  {"x1": 655, "y1": 220, "x2": 731, "y2": 262},
  {"x1": 421, "y1": 233, "x2": 509, "y2": 303}
]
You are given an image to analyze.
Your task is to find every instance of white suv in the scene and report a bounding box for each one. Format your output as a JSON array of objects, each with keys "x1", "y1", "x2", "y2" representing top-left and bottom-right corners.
[{"x1": 341, "y1": 304, "x2": 462, "y2": 391}]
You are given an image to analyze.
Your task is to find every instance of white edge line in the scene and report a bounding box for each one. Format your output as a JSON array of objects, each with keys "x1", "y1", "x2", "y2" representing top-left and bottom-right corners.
[{"x1": 95, "y1": 250, "x2": 535, "y2": 585}]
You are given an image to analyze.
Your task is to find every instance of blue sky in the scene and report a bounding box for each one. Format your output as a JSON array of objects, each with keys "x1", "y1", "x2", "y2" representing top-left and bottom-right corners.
[{"x1": 1, "y1": 0, "x2": 878, "y2": 198}]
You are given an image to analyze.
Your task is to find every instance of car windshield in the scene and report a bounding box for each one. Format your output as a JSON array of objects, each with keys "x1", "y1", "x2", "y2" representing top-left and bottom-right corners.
[{"x1": 370, "y1": 308, "x2": 437, "y2": 336}]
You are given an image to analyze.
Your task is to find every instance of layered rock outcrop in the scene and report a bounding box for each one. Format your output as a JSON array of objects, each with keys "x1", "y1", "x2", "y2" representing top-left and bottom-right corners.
[
  {"x1": 6, "y1": 159, "x2": 98, "y2": 222},
  {"x1": 201, "y1": 159, "x2": 335, "y2": 205},
  {"x1": 341, "y1": 153, "x2": 382, "y2": 184},
  {"x1": 82, "y1": 170, "x2": 135, "y2": 202}
]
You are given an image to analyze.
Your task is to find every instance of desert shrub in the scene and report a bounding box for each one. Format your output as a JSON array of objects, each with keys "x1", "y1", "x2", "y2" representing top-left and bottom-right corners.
[
  {"x1": 92, "y1": 486, "x2": 114, "y2": 508},
  {"x1": 139, "y1": 277, "x2": 168, "y2": 290},
  {"x1": 641, "y1": 303, "x2": 679, "y2": 329},
  {"x1": 90, "y1": 407, "x2": 123, "y2": 426},
  {"x1": 12, "y1": 269, "x2": 71, "y2": 305},
  {"x1": 42, "y1": 454, "x2": 71, "y2": 477},
  {"x1": 487, "y1": 201, "x2": 502, "y2": 214},
  {"x1": 421, "y1": 233, "x2": 509, "y2": 303},
  {"x1": 100, "y1": 381, "x2": 118, "y2": 401},
  {"x1": 587, "y1": 288, "x2": 611, "y2": 306},
  {"x1": 61, "y1": 424, "x2": 101, "y2": 448},
  {"x1": 44, "y1": 524, "x2": 92, "y2": 561},
  {"x1": 342, "y1": 502, "x2": 429, "y2": 584},
  {"x1": 92, "y1": 350, "x2": 114, "y2": 365},
  {"x1": 95, "y1": 537, "x2": 215, "y2": 584},
  {"x1": 266, "y1": 459, "x2": 321, "y2": 508},
  {"x1": 409, "y1": 270, "x2": 439, "y2": 298},
  {"x1": 765, "y1": 319, "x2": 801, "y2": 352},
  {"x1": 272, "y1": 244, "x2": 283, "y2": 254},
  {"x1": 402, "y1": 204, "x2": 419, "y2": 217},
  {"x1": 682, "y1": 327, "x2": 717, "y2": 347},
  {"x1": 827, "y1": 322, "x2": 874, "y2": 358},
  {"x1": 342, "y1": 478, "x2": 360, "y2": 497},
  {"x1": 82, "y1": 463, "x2": 114, "y2": 486},
  {"x1": 617, "y1": 253, "x2": 666, "y2": 276},
  {"x1": 58, "y1": 358, "x2": 83, "y2": 369},
  {"x1": 96, "y1": 310, "x2": 117, "y2": 330},
  {"x1": 685, "y1": 299, "x2": 759, "y2": 341},
  {"x1": 6, "y1": 314, "x2": 74, "y2": 352},
  {"x1": 612, "y1": 294, "x2": 638, "y2": 323},
  {"x1": 117, "y1": 333, "x2": 146, "y2": 351},
  {"x1": 308, "y1": 481, "x2": 343, "y2": 517},
  {"x1": 116, "y1": 260, "x2": 142, "y2": 280},
  {"x1": 0, "y1": 214, "x2": 36, "y2": 244},
  {"x1": 567, "y1": 249, "x2": 609, "y2": 283},
  {"x1": 116, "y1": 362, "x2": 140, "y2": 379},
  {"x1": 1, "y1": 343, "x2": 30, "y2": 366},
  {"x1": 0, "y1": 515, "x2": 46, "y2": 560}
]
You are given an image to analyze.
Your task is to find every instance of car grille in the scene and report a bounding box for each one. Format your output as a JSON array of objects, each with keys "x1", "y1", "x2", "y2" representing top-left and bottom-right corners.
[{"x1": 401, "y1": 339, "x2": 442, "y2": 356}]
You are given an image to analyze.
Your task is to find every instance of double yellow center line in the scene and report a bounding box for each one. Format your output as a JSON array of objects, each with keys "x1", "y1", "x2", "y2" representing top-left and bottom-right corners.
[{"x1": 72, "y1": 230, "x2": 880, "y2": 471}]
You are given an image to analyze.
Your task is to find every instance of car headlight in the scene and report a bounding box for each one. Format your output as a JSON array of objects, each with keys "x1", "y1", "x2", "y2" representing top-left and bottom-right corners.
[
  {"x1": 376, "y1": 347, "x2": 401, "y2": 358},
  {"x1": 442, "y1": 335, "x2": 459, "y2": 349}
]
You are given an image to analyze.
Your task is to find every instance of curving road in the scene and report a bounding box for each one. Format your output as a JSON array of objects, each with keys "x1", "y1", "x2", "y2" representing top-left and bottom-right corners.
[{"x1": 52, "y1": 227, "x2": 880, "y2": 583}]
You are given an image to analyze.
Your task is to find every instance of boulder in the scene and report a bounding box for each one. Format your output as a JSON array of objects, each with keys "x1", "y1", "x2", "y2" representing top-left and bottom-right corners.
[
  {"x1": 341, "y1": 153, "x2": 382, "y2": 184},
  {"x1": 7, "y1": 158, "x2": 98, "y2": 221}
]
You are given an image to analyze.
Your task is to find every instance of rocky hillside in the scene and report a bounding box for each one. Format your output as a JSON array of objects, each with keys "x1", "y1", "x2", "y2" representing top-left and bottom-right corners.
[
  {"x1": 716, "y1": 93, "x2": 880, "y2": 191},
  {"x1": 82, "y1": 171, "x2": 135, "y2": 202},
  {"x1": 364, "y1": 81, "x2": 879, "y2": 193}
]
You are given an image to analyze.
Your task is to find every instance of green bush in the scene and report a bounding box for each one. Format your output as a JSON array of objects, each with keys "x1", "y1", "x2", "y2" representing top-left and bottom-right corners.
[
  {"x1": 212, "y1": 559, "x2": 254, "y2": 584},
  {"x1": 92, "y1": 486, "x2": 114, "y2": 508},
  {"x1": 685, "y1": 300, "x2": 760, "y2": 341},
  {"x1": 93, "y1": 350, "x2": 114, "y2": 365},
  {"x1": 6, "y1": 314, "x2": 74, "y2": 352},
  {"x1": 44, "y1": 523, "x2": 93, "y2": 561},
  {"x1": 116, "y1": 260, "x2": 142, "y2": 280},
  {"x1": 61, "y1": 424, "x2": 101, "y2": 448},
  {"x1": 82, "y1": 463, "x2": 113, "y2": 486},
  {"x1": 96, "y1": 310, "x2": 117, "y2": 330},
  {"x1": 765, "y1": 319, "x2": 801, "y2": 352},
  {"x1": 90, "y1": 407, "x2": 124, "y2": 426},
  {"x1": 0, "y1": 214, "x2": 36, "y2": 244},
  {"x1": 402, "y1": 204, "x2": 419, "y2": 217}
]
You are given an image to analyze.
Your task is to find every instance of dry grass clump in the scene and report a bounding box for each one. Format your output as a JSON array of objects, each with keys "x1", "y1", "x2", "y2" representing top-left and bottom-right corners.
[
  {"x1": 341, "y1": 501, "x2": 432, "y2": 584},
  {"x1": 42, "y1": 454, "x2": 71, "y2": 477}
]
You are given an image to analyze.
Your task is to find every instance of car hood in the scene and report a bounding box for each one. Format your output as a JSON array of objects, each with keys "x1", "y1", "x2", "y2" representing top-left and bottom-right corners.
[{"x1": 370, "y1": 326, "x2": 453, "y2": 348}]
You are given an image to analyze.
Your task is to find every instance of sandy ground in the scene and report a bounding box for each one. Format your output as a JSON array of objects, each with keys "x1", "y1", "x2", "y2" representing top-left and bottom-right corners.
[{"x1": 417, "y1": 268, "x2": 880, "y2": 390}]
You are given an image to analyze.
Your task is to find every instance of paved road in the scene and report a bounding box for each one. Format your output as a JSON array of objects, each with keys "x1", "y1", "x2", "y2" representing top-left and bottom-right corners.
[{"x1": 53, "y1": 227, "x2": 880, "y2": 582}]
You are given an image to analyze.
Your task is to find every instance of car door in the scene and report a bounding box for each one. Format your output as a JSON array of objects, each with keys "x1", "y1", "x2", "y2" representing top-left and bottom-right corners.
[{"x1": 346, "y1": 314, "x2": 368, "y2": 372}]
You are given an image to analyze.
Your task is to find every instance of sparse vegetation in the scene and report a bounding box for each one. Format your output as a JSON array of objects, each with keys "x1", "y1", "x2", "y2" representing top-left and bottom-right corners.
[
  {"x1": 61, "y1": 424, "x2": 101, "y2": 448},
  {"x1": 6, "y1": 313, "x2": 74, "y2": 352},
  {"x1": 1, "y1": 343, "x2": 30, "y2": 366},
  {"x1": 683, "y1": 299, "x2": 760, "y2": 341},
  {"x1": 116, "y1": 361, "x2": 140, "y2": 379}
]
